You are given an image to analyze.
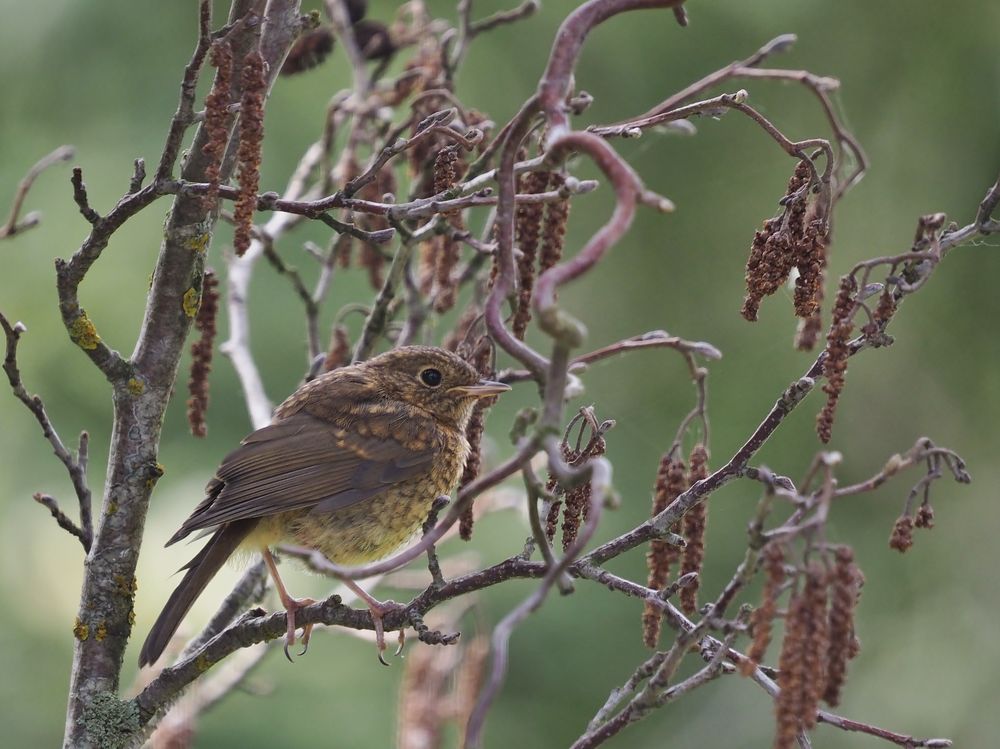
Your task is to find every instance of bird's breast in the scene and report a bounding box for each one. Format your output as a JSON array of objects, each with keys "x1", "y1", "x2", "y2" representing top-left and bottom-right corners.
[{"x1": 267, "y1": 425, "x2": 471, "y2": 565}]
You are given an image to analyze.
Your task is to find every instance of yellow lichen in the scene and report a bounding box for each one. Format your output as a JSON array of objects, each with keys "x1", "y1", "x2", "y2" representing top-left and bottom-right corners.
[
  {"x1": 127, "y1": 377, "x2": 144, "y2": 395},
  {"x1": 95, "y1": 622, "x2": 108, "y2": 641},
  {"x1": 107, "y1": 500, "x2": 118, "y2": 516},
  {"x1": 195, "y1": 654, "x2": 213, "y2": 672},
  {"x1": 73, "y1": 618, "x2": 89, "y2": 641},
  {"x1": 183, "y1": 288, "x2": 200, "y2": 318},
  {"x1": 146, "y1": 463, "x2": 165, "y2": 489},
  {"x1": 186, "y1": 233, "x2": 210, "y2": 253},
  {"x1": 114, "y1": 575, "x2": 138, "y2": 597},
  {"x1": 70, "y1": 313, "x2": 101, "y2": 350},
  {"x1": 128, "y1": 609, "x2": 136, "y2": 626}
]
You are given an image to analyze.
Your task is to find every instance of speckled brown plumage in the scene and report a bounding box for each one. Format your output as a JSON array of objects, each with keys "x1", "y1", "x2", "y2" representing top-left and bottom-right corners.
[{"x1": 139, "y1": 346, "x2": 508, "y2": 667}]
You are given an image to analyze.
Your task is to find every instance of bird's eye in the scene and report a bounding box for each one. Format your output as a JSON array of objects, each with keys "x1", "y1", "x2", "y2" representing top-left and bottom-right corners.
[{"x1": 420, "y1": 368, "x2": 442, "y2": 387}]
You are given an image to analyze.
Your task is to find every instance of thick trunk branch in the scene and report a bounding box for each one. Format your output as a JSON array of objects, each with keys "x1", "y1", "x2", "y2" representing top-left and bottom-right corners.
[{"x1": 62, "y1": 2, "x2": 300, "y2": 746}]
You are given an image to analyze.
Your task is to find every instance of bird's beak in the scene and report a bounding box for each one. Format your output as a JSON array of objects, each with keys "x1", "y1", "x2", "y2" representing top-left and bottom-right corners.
[{"x1": 449, "y1": 379, "x2": 511, "y2": 398}]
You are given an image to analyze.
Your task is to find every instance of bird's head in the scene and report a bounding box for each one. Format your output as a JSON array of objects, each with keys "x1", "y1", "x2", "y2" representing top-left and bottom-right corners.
[{"x1": 361, "y1": 345, "x2": 510, "y2": 427}]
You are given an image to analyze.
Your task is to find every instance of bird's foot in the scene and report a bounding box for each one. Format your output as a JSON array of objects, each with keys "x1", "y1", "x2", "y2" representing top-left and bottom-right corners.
[
  {"x1": 281, "y1": 595, "x2": 317, "y2": 662},
  {"x1": 339, "y1": 577, "x2": 405, "y2": 665},
  {"x1": 364, "y1": 597, "x2": 405, "y2": 666}
]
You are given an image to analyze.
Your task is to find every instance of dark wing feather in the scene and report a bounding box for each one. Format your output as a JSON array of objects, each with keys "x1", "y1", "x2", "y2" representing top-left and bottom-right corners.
[{"x1": 166, "y1": 411, "x2": 434, "y2": 545}]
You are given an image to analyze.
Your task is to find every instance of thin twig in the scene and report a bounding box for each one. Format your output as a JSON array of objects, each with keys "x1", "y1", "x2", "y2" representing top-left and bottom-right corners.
[
  {"x1": 0, "y1": 145, "x2": 75, "y2": 239},
  {"x1": 1, "y1": 312, "x2": 92, "y2": 551}
]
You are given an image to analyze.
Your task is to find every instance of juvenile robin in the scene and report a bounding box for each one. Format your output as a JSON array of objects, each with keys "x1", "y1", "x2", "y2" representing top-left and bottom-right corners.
[{"x1": 138, "y1": 345, "x2": 509, "y2": 667}]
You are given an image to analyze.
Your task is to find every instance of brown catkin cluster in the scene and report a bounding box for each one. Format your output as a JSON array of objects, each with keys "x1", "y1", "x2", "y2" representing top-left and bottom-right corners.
[
  {"x1": 280, "y1": 27, "x2": 336, "y2": 75},
  {"x1": 186, "y1": 270, "x2": 220, "y2": 437},
  {"x1": 418, "y1": 239, "x2": 437, "y2": 296},
  {"x1": 874, "y1": 285, "x2": 897, "y2": 324},
  {"x1": 322, "y1": 324, "x2": 351, "y2": 372},
  {"x1": 433, "y1": 235, "x2": 462, "y2": 313},
  {"x1": 863, "y1": 284, "x2": 898, "y2": 339},
  {"x1": 457, "y1": 338, "x2": 495, "y2": 541},
  {"x1": 560, "y1": 436, "x2": 607, "y2": 551},
  {"x1": 679, "y1": 444, "x2": 710, "y2": 615},
  {"x1": 544, "y1": 448, "x2": 572, "y2": 545},
  {"x1": 774, "y1": 563, "x2": 829, "y2": 749},
  {"x1": 794, "y1": 311, "x2": 823, "y2": 352},
  {"x1": 792, "y1": 216, "x2": 828, "y2": 318},
  {"x1": 280, "y1": 1, "x2": 371, "y2": 76},
  {"x1": 202, "y1": 42, "x2": 233, "y2": 211},
  {"x1": 512, "y1": 171, "x2": 551, "y2": 339},
  {"x1": 889, "y1": 514, "x2": 915, "y2": 552},
  {"x1": 361, "y1": 244, "x2": 386, "y2": 289},
  {"x1": 353, "y1": 19, "x2": 396, "y2": 62},
  {"x1": 407, "y1": 92, "x2": 453, "y2": 200},
  {"x1": 742, "y1": 161, "x2": 828, "y2": 322},
  {"x1": 233, "y1": 50, "x2": 266, "y2": 257},
  {"x1": 823, "y1": 547, "x2": 862, "y2": 706},
  {"x1": 742, "y1": 215, "x2": 784, "y2": 322},
  {"x1": 816, "y1": 275, "x2": 857, "y2": 443},
  {"x1": 356, "y1": 167, "x2": 396, "y2": 289},
  {"x1": 539, "y1": 173, "x2": 570, "y2": 277},
  {"x1": 431, "y1": 145, "x2": 466, "y2": 314},
  {"x1": 560, "y1": 477, "x2": 588, "y2": 551},
  {"x1": 333, "y1": 232, "x2": 354, "y2": 270},
  {"x1": 915, "y1": 502, "x2": 935, "y2": 529},
  {"x1": 544, "y1": 422, "x2": 609, "y2": 552},
  {"x1": 333, "y1": 160, "x2": 359, "y2": 269},
  {"x1": 433, "y1": 144, "x2": 460, "y2": 195},
  {"x1": 742, "y1": 542, "x2": 786, "y2": 675},
  {"x1": 641, "y1": 455, "x2": 686, "y2": 649},
  {"x1": 544, "y1": 496, "x2": 562, "y2": 542}
]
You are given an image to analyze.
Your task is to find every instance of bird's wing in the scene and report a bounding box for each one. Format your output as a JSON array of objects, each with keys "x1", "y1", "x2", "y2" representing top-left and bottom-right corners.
[{"x1": 166, "y1": 411, "x2": 435, "y2": 545}]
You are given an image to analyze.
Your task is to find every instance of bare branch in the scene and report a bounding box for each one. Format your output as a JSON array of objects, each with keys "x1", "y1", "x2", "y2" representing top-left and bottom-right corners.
[
  {"x1": 0, "y1": 145, "x2": 74, "y2": 239},
  {"x1": 33, "y1": 493, "x2": 89, "y2": 550},
  {"x1": 1, "y1": 312, "x2": 92, "y2": 551}
]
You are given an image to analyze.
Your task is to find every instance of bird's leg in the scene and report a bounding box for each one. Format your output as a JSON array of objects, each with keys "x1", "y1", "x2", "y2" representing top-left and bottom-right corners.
[
  {"x1": 262, "y1": 548, "x2": 317, "y2": 661},
  {"x1": 339, "y1": 577, "x2": 405, "y2": 666}
]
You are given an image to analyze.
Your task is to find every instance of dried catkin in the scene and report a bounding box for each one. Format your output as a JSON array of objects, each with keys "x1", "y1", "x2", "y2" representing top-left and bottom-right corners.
[
  {"x1": 186, "y1": 270, "x2": 220, "y2": 437},
  {"x1": 642, "y1": 455, "x2": 686, "y2": 648},
  {"x1": 233, "y1": 50, "x2": 267, "y2": 257},
  {"x1": 679, "y1": 444, "x2": 709, "y2": 615}
]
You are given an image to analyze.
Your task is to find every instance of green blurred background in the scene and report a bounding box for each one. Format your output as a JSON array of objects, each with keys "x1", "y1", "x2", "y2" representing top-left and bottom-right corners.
[{"x1": 2, "y1": 1, "x2": 998, "y2": 746}]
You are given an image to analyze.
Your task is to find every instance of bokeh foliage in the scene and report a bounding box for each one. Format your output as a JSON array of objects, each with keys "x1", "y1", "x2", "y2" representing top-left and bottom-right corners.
[{"x1": 1, "y1": 0, "x2": 998, "y2": 746}]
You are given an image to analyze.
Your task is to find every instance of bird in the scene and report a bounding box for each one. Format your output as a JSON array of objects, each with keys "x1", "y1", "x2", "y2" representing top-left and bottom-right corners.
[{"x1": 138, "y1": 345, "x2": 509, "y2": 668}]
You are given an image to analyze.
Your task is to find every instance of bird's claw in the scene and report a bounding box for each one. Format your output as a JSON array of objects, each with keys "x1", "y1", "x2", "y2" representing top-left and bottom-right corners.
[
  {"x1": 394, "y1": 629, "x2": 406, "y2": 658},
  {"x1": 280, "y1": 596, "x2": 317, "y2": 663},
  {"x1": 376, "y1": 629, "x2": 406, "y2": 666},
  {"x1": 365, "y1": 598, "x2": 405, "y2": 666}
]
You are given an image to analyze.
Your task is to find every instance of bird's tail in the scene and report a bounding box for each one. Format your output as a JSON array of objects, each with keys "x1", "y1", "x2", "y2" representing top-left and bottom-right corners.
[{"x1": 138, "y1": 520, "x2": 254, "y2": 667}]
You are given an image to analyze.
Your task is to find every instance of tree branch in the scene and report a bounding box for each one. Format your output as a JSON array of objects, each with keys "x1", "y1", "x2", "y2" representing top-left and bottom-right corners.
[
  {"x1": 0, "y1": 312, "x2": 92, "y2": 551},
  {"x1": 0, "y1": 145, "x2": 75, "y2": 239}
]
